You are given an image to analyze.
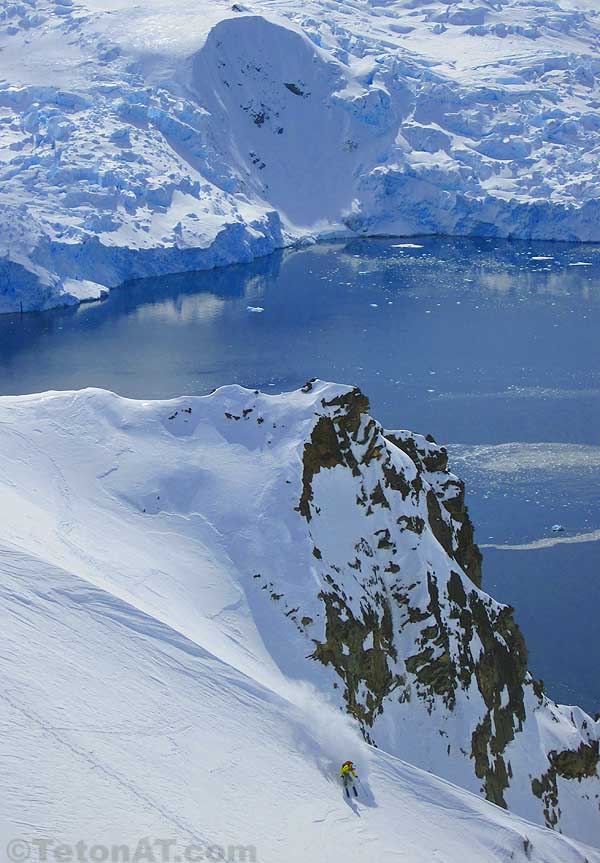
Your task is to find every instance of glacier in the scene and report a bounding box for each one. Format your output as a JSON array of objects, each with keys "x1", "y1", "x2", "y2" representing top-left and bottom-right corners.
[{"x1": 1, "y1": 0, "x2": 600, "y2": 311}]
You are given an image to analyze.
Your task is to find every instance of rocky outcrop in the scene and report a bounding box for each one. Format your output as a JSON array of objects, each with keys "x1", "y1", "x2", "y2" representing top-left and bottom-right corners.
[
  {"x1": 386, "y1": 431, "x2": 483, "y2": 588},
  {"x1": 265, "y1": 383, "x2": 600, "y2": 837},
  {"x1": 532, "y1": 739, "x2": 600, "y2": 828}
]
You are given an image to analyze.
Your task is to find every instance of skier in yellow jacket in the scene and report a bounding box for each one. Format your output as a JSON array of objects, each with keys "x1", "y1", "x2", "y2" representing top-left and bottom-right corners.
[{"x1": 340, "y1": 760, "x2": 358, "y2": 798}]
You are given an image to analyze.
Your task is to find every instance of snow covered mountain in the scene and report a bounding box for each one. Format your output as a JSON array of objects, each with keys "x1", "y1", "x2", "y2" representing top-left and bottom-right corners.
[
  {"x1": 2, "y1": 381, "x2": 599, "y2": 858},
  {"x1": 2, "y1": 0, "x2": 600, "y2": 311}
]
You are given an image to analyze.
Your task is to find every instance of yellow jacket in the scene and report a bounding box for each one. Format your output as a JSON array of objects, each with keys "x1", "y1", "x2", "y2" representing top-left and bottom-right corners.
[{"x1": 340, "y1": 763, "x2": 357, "y2": 778}]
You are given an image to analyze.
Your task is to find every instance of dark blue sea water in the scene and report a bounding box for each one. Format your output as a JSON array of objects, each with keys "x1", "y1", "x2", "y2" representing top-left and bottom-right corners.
[{"x1": 1, "y1": 236, "x2": 599, "y2": 712}]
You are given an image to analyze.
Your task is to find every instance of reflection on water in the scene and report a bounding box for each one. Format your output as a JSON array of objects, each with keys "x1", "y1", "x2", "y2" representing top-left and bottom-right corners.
[
  {"x1": 133, "y1": 292, "x2": 228, "y2": 324},
  {"x1": 2, "y1": 236, "x2": 600, "y2": 447},
  {"x1": 1, "y1": 235, "x2": 600, "y2": 711}
]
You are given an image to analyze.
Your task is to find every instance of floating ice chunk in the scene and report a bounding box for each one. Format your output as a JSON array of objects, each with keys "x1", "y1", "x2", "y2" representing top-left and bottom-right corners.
[
  {"x1": 370, "y1": 303, "x2": 379, "y2": 307},
  {"x1": 569, "y1": 262, "x2": 592, "y2": 267},
  {"x1": 246, "y1": 306, "x2": 264, "y2": 312},
  {"x1": 391, "y1": 243, "x2": 424, "y2": 249},
  {"x1": 531, "y1": 256, "x2": 554, "y2": 261}
]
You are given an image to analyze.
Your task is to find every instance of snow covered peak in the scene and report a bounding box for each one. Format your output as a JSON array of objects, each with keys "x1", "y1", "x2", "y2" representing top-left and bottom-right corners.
[{"x1": 1, "y1": 381, "x2": 598, "y2": 850}]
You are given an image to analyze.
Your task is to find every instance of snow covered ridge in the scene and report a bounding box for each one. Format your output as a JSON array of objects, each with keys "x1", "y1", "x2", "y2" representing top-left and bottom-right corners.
[
  {"x1": 1, "y1": 381, "x2": 599, "y2": 852},
  {"x1": 2, "y1": 0, "x2": 600, "y2": 311}
]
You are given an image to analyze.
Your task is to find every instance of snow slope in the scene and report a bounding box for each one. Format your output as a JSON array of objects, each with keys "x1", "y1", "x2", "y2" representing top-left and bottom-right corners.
[
  {"x1": 1, "y1": 382, "x2": 599, "y2": 857},
  {"x1": 3, "y1": 545, "x2": 597, "y2": 863},
  {"x1": 1, "y1": 0, "x2": 600, "y2": 310}
]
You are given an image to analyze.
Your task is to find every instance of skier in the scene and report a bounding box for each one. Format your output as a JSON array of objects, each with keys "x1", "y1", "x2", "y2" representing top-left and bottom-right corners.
[{"x1": 340, "y1": 760, "x2": 358, "y2": 799}]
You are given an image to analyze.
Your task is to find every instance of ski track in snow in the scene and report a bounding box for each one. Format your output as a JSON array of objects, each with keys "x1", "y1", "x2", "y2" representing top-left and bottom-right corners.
[{"x1": 1, "y1": 689, "x2": 210, "y2": 844}]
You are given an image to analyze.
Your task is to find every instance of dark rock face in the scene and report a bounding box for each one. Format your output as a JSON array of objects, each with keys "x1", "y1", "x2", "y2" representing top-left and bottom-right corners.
[
  {"x1": 387, "y1": 431, "x2": 482, "y2": 588},
  {"x1": 298, "y1": 388, "x2": 369, "y2": 521},
  {"x1": 311, "y1": 589, "x2": 398, "y2": 732},
  {"x1": 532, "y1": 740, "x2": 600, "y2": 828}
]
